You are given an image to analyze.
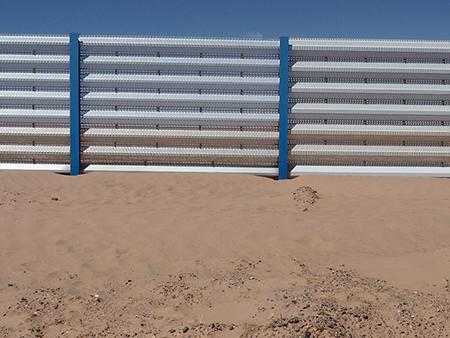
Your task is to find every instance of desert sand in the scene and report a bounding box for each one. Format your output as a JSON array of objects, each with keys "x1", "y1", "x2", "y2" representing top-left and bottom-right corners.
[{"x1": 1, "y1": 171, "x2": 450, "y2": 337}]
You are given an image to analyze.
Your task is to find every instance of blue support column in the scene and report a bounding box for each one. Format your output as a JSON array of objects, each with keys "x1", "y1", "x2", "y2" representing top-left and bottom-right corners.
[
  {"x1": 277, "y1": 36, "x2": 289, "y2": 180},
  {"x1": 69, "y1": 33, "x2": 80, "y2": 176}
]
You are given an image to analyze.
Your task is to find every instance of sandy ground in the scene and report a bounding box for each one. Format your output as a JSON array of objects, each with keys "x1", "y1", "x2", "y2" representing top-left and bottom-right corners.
[{"x1": 0, "y1": 172, "x2": 450, "y2": 337}]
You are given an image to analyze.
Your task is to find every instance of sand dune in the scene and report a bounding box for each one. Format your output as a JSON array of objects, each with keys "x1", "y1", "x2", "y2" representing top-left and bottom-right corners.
[{"x1": 1, "y1": 172, "x2": 450, "y2": 337}]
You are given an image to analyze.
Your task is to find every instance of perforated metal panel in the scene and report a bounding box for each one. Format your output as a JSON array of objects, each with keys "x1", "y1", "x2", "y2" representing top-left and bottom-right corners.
[
  {"x1": 79, "y1": 35, "x2": 280, "y2": 174},
  {"x1": 2, "y1": 34, "x2": 450, "y2": 177},
  {"x1": 0, "y1": 34, "x2": 70, "y2": 171},
  {"x1": 289, "y1": 38, "x2": 450, "y2": 174}
]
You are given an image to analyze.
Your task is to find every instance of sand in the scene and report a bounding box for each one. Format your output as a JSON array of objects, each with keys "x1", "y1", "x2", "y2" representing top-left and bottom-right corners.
[{"x1": 0, "y1": 171, "x2": 450, "y2": 337}]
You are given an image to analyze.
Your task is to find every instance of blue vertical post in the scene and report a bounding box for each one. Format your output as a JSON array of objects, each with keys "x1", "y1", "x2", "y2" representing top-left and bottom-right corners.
[
  {"x1": 278, "y1": 36, "x2": 289, "y2": 180},
  {"x1": 69, "y1": 33, "x2": 80, "y2": 176}
]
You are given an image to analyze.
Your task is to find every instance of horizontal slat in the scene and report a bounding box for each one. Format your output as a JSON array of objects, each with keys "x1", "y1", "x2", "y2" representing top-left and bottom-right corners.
[
  {"x1": 0, "y1": 35, "x2": 68, "y2": 45},
  {"x1": 82, "y1": 92, "x2": 278, "y2": 108},
  {"x1": 0, "y1": 145, "x2": 69, "y2": 154},
  {"x1": 291, "y1": 144, "x2": 450, "y2": 157},
  {"x1": 0, "y1": 127, "x2": 69, "y2": 145},
  {"x1": 0, "y1": 163, "x2": 70, "y2": 173},
  {"x1": 84, "y1": 146, "x2": 278, "y2": 157},
  {"x1": 80, "y1": 36, "x2": 278, "y2": 49},
  {"x1": 84, "y1": 128, "x2": 278, "y2": 139},
  {"x1": 82, "y1": 56, "x2": 279, "y2": 72},
  {"x1": 291, "y1": 124, "x2": 450, "y2": 137},
  {"x1": 290, "y1": 38, "x2": 450, "y2": 54},
  {"x1": 0, "y1": 127, "x2": 69, "y2": 136},
  {"x1": 291, "y1": 83, "x2": 450, "y2": 99},
  {"x1": 84, "y1": 164, "x2": 278, "y2": 176},
  {"x1": 82, "y1": 110, "x2": 278, "y2": 127},
  {"x1": 83, "y1": 128, "x2": 278, "y2": 147},
  {"x1": 0, "y1": 72, "x2": 69, "y2": 86},
  {"x1": 0, "y1": 109, "x2": 69, "y2": 125},
  {"x1": 0, "y1": 54, "x2": 69, "y2": 64},
  {"x1": 83, "y1": 74, "x2": 278, "y2": 90},
  {"x1": 291, "y1": 62, "x2": 450, "y2": 79},
  {"x1": 290, "y1": 165, "x2": 450, "y2": 177},
  {"x1": 290, "y1": 103, "x2": 450, "y2": 121},
  {"x1": 0, "y1": 91, "x2": 69, "y2": 104}
]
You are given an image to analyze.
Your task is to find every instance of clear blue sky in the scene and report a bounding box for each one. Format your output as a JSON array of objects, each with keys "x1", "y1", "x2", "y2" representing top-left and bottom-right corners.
[{"x1": 1, "y1": 0, "x2": 450, "y2": 40}]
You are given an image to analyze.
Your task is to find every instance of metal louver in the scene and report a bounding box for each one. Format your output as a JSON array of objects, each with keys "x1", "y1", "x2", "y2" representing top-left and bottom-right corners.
[
  {"x1": 0, "y1": 34, "x2": 70, "y2": 171},
  {"x1": 1, "y1": 34, "x2": 450, "y2": 177},
  {"x1": 79, "y1": 35, "x2": 280, "y2": 175},
  {"x1": 289, "y1": 38, "x2": 450, "y2": 176}
]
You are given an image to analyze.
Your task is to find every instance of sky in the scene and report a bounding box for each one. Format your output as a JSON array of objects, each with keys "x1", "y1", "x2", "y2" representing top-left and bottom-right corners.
[{"x1": 1, "y1": 0, "x2": 450, "y2": 40}]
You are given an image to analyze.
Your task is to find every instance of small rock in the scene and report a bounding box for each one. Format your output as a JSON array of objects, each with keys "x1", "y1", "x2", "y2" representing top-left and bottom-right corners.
[
  {"x1": 51, "y1": 197, "x2": 59, "y2": 201},
  {"x1": 289, "y1": 317, "x2": 300, "y2": 324},
  {"x1": 271, "y1": 318, "x2": 288, "y2": 328},
  {"x1": 182, "y1": 326, "x2": 189, "y2": 333},
  {"x1": 7, "y1": 283, "x2": 13, "y2": 287},
  {"x1": 94, "y1": 294, "x2": 102, "y2": 302}
]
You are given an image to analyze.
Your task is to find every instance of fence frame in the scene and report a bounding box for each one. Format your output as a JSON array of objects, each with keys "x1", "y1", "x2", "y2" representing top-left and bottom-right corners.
[{"x1": 64, "y1": 33, "x2": 289, "y2": 179}]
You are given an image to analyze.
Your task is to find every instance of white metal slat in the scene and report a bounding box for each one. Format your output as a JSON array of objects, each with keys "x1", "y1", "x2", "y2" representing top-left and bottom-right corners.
[
  {"x1": 83, "y1": 74, "x2": 279, "y2": 90},
  {"x1": 82, "y1": 56, "x2": 279, "y2": 72},
  {"x1": 290, "y1": 104, "x2": 450, "y2": 121},
  {"x1": 0, "y1": 54, "x2": 68, "y2": 64},
  {"x1": 84, "y1": 164, "x2": 278, "y2": 176},
  {"x1": 291, "y1": 62, "x2": 450, "y2": 79},
  {"x1": 83, "y1": 129, "x2": 278, "y2": 147},
  {"x1": 0, "y1": 109, "x2": 69, "y2": 124},
  {"x1": 0, "y1": 54, "x2": 69, "y2": 72},
  {"x1": 0, "y1": 163, "x2": 70, "y2": 172},
  {"x1": 292, "y1": 62, "x2": 450, "y2": 74},
  {"x1": 289, "y1": 38, "x2": 450, "y2": 54},
  {"x1": 80, "y1": 36, "x2": 279, "y2": 49},
  {"x1": 0, "y1": 36, "x2": 69, "y2": 56},
  {"x1": 0, "y1": 145, "x2": 69, "y2": 154},
  {"x1": 82, "y1": 110, "x2": 279, "y2": 127},
  {"x1": 0, "y1": 72, "x2": 69, "y2": 87},
  {"x1": 85, "y1": 146, "x2": 278, "y2": 157},
  {"x1": 290, "y1": 124, "x2": 450, "y2": 137},
  {"x1": 0, "y1": 91, "x2": 69, "y2": 104},
  {"x1": 290, "y1": 165, "x2": 450, "y2": 177},
  {"x1": 79, "y1": 36, "x2": 279, "y2": 56},
  {"x1": 0, "y1": 35, "x2": 68, "y2": 45},
  {"x1": 0, "y1": 127, "x2": 69, "y2": 145},
  {"x1": 82, "y1": 92, "x2": 279, "y2": 108},
  {"x1": 291, "y1": 83, "x2": 450, "y2": 99},
  {"x1": 83, "y1": 146, "x2": 278, "y2": 167},
  {"x1": 0, "y1": 127, "x2": 69, "y2": 136},
  {"x1": 84, "y1": 128, "x2": 278, "y2": 140},
  {"x1": 0, "y1": 145, "x2": 69, "y2": 163},
  {"x1": 291, "y1": 144, "x2": 450, "y2": 157}
]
